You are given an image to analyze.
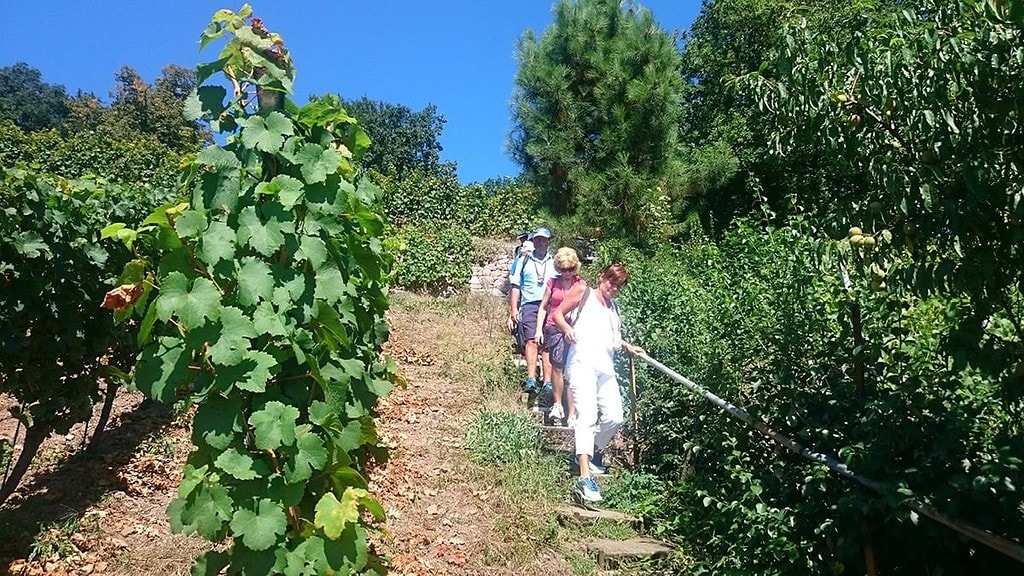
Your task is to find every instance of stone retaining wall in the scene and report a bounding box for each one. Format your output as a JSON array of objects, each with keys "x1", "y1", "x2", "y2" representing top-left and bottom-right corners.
[{"x1": 469, "y1": 253, "x2": 514, "y2": 296}]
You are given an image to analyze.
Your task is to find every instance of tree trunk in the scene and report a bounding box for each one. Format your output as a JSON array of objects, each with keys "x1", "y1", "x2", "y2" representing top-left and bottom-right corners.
[
  {"x1": 0, "y1": 425, "x2": 49, "y2": 504},
  {"x1": 89, "y1": 379, "x2": 119, "y2": 450}
]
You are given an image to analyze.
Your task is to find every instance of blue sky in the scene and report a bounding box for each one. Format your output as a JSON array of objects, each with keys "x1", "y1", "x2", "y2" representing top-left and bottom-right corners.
[{"x1": 3, "y1": 1, "x2": 700, "y2": 184}]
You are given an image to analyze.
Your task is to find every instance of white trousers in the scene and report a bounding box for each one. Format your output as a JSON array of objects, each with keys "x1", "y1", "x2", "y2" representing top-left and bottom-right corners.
[{"x1": 567, "y1": 362, "x2": 623, "y2": 457}]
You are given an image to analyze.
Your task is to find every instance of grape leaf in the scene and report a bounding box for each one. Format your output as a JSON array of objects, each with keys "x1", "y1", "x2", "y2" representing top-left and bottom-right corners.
[
  {"x1": 196, "y1": 145, "x2": 241, "y2": 170},
  {"x1": 239, "y1": 111, "x2": 294, "y2": 153},
  {"x1": 296, "y1": 235, "x2": 328, "y2": 268},
  {"x1": 236, "y1": 257, "x2": 275, "y2": 307},
  {"x1": 220, "y1": 350, "x2": 277, "y2": 393},
  {"x1": 193, "y1": 395, "x2": 242, "y2": 450},
  {"x1": 250, "y1": 401, "x2": 299, "y2": 449},
  {"x1": 253, "y1": 301, "x2": 288, "y2": 337},
  {"x1": 208, "y1": 306, "x2": 257, "y2": 366},
  {"x1": 238, "y1": 206, "x2": 286, "y2": 257},
  {"x1": 135, "y1": 336, "x2": 190, "y2": 403},
  {"x1": 313, "y1": 489, "x2": 362, "y2": 539},
  {"x1": 296, "y1": 143, "x2": 341, "y2": 184},
  {"x1": 215, "y1": 448, "x2": 260, "y2": 480},
  {"x1": 156, "y1": 272, "x2": 221, "y2": 329},
  {"x1": 169, "y1": 483, "x2": 233, "y2": 539},
  {"x1": 283, "y1": 428, "x2": 328, "y2": 483},
  {"x1": 174, "y1": 210, "x2": 208, "y2": 238},
  {"x1": 230, "y1": 498, "x2": 288, "y2": 551},
  {"x1": 199, "y1": 220, "x2": 236, "y2": 266}
]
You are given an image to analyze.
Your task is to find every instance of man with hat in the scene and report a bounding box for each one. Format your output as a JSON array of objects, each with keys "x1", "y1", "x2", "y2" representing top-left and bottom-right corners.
[{"x1": 508, "y1": 226, "x2": 555, "y2": 396}]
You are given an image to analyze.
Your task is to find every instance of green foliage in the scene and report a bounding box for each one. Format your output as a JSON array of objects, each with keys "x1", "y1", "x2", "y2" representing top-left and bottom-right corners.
[
  {"x1": 99, "y1": 64, "x2": 211, "y2": 152},
  {"x1": 464, "y1": 410, "x2": 544, "y2": 465},
  {"x1": 391, "y1": 224, "x2": 473, "y2": 295},
  {"x1": 105, "y1": 8, "x2": 394, "y2": 574},
  {"x1": 28, "y1": 514, "x2": 86, "y2": 564},
  {"x1": 0, "y1": 62, "x2": 70, "y2": 131},
  {"x1": 617, "y1": 219, "x2": 1022, "y2": 574},
  {"x1": 0, "y1": 120, "x2": 184, "y2": 187},
  {"x1": 600, "y1": 470, "x2": 664, "y2": 517},
  {"x1": 0, "y1": 167, "x2": 170, "y2": 501},
  {"x1": 511, "y1": 0, "x2": 687, "y2": 244},
  {"x1": 753, "y1": 0, "x2": 1024, "y2": 317},
  {"x1": 340, "y1": 96, "x2": 447, "y2": 178}
]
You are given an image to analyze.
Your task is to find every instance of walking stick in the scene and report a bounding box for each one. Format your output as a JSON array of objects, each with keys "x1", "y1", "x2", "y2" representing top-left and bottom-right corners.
[{"x1": 629, "y1": 352, "x2": 639, "y2": 467}]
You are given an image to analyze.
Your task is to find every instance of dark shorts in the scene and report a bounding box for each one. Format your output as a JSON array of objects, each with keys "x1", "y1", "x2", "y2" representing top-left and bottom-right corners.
[
  {"x1": 518, "y1": 301, "x2": 541, "y2": 345},
  {"x1": 543, "y1": 324, "x2": 569, "y2": 368}
]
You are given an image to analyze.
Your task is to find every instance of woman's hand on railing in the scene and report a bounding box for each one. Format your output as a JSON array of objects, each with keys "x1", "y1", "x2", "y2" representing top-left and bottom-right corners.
[{"x1": 622, "y1": 342, "x2": 645, "y2": 356}]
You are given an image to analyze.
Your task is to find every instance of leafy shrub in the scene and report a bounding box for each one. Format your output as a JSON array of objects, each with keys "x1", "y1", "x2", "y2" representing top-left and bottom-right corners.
[
  {"x1": 392, "y1": 224, "x2": 473, "y2": 294},
  {"x1": 615, "y1": 218, "x2": 1022, "y2": 575},
  {"x1": 464, "y1": 410, "x2": 543, "y2": 465}
]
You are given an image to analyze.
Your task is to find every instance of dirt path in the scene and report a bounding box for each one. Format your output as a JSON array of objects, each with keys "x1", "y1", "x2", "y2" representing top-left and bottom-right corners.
[
  {"x1": 372, "y1": 292, "x2": 575, "y2": 576},
  {"x1": 2, "y1": 291, "x2": 577, "y2": 575}
]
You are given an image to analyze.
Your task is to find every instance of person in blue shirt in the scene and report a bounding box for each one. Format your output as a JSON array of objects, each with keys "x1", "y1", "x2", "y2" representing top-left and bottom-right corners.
[{"x1": 508, "y1": 227, "x2": 555, "y2": 394}]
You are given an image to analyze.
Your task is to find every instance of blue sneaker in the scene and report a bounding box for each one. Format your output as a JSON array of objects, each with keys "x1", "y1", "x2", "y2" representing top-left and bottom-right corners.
[
  {"x1": 523, "y1": 377, "x2": 537, "y2": 393},
  {"x1": 574, "y1": 477, "x2": 603, "y2": 503}
]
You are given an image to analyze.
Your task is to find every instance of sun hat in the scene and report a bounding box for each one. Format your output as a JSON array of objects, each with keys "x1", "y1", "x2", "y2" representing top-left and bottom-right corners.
[{"x1": 532, "y1": 226, "x2": 552, "y2": 239}]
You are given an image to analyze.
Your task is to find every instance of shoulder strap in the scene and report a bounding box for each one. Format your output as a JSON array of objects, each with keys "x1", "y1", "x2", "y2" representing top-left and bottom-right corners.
[{"x1": 567, "y1": 286, "x2": 590, "y2": 325}]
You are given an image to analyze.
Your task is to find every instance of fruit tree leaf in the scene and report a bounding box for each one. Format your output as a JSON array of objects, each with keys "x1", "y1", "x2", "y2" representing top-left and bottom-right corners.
[
  {"x1": 250, "y1": 400, "x2": 299, "y2": 449},
  {"x1": 230, "y1": 498, "x2": 288, "y2": 551},
  {"x1": 314, "y1": 488, "x2": 363, "y2": 540},
  {"x1": 156, "y1": 272, "x2": 221, "y2": 330},
  {"x1": 236, "y1": 257, "x2": 275, "y2": 307},
  {"x1": 214, "y1": 448, "x2": 260, "y2": 480},
  {"x1": 274, "y1": 175, "x2": 305, "y2": 208}
]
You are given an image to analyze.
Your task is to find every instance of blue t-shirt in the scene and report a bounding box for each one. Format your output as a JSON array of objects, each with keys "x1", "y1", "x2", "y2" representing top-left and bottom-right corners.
[{"x1": 511, "y1": 253, "x2": 554, "y2": 303}]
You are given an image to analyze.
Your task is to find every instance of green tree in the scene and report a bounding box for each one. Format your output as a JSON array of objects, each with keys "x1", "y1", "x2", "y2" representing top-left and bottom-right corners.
[
  {"x1": 510, "y1": 0, "x2": 686, "y2": 244},
  {"x1": 0, "y1": 62, "x2": 70, "y2": 131},
  {"x1": 107, "y1": 64, "x2": 210, "y2": 152},
  {"x1": 339, "y1": 96, "x2": 448, "y2": 177},
  {"x1": 677, "y1": 0, "x2": 885, "y2": 232}
]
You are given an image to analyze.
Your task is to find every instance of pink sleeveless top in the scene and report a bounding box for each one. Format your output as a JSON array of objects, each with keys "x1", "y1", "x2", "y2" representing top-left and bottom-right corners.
[{"x1": 545, "y1": 276, "x2": 586, "y2": 326}]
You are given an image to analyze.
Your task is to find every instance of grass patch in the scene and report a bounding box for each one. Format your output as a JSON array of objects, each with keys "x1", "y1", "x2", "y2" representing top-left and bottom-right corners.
[
  {"x1": 563, "y1": 518, "x2": 638, "y2": 541},
  {"x1": 464, "y1": 410, "x2": 543, "y2": 465}
]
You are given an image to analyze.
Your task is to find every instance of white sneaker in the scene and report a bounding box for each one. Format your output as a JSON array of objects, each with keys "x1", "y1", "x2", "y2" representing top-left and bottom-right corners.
[
  {"x1": 549, "y1": 403, "x2": 565, "y2": 422},
  {"x1": 566, "y1": 414, "x2": 577, "y2": 429}
]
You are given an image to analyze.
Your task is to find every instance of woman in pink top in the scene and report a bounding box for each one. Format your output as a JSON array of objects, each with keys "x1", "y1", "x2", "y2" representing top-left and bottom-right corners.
[{"x1": 535, "y1": 247, "x2": 586, "y2": 426}]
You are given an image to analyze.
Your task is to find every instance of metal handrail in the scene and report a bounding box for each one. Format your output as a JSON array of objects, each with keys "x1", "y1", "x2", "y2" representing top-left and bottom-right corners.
[{"x1": 629, "y1": 349, "x2": 1024, "y2": 565}]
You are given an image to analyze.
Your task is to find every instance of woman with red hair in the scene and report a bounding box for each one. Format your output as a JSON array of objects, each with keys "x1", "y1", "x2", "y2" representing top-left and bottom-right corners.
[{"x1": 552, "y1": 263, "x2": 643, "y2": 504}]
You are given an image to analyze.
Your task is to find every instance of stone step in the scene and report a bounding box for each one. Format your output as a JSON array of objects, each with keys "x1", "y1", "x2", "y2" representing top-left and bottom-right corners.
[
  {"x1": 587, "y1": 537, "x2": 675, "y2": 569},
  {"x1": 557, "y1": 505, "x2": 640, "y2": 528}
]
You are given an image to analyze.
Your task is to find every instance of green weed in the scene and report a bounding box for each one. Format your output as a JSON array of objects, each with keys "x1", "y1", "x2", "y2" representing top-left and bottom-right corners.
[
  {"x1": 464, "y1": 410, "x2": 543, "y2": 465},
  {"x1": 28, "y1": 514, "x2": 82, "y2": 564}
]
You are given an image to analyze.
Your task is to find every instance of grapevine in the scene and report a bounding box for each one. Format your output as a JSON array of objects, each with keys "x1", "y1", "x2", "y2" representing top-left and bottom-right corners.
[{"x1": 105, "y1": 6, "x2": 395, "y2": 573}]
